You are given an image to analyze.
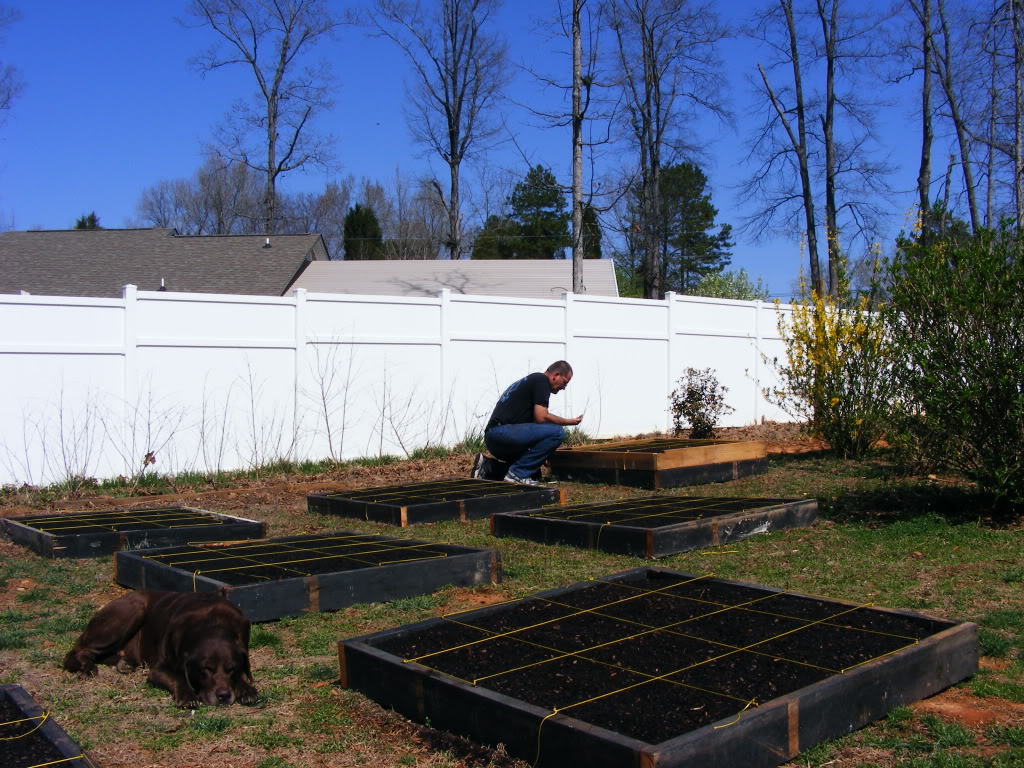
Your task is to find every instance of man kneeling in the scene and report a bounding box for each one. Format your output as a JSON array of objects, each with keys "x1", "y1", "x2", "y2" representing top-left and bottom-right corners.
[{"x1": 476, "y1": 361, "x2": 583, "y2": 485}]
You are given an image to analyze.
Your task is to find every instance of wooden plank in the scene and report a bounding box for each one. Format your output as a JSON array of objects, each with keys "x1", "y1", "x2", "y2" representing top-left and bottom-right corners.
[
  {"x1": 114, "y1": 534, "x2": 502, "y2": 622},
  {"x1": 655, "y1": 441, "x2": 767, "y2": 470},
  {"x1": 1, "y1": 684, "x2": 96, "y2": 768},
  {"x1": 550, "y1": 450, "x2": 659, "y2": 471},
  {"x1": 341, "y1": 569, "x2": 976, "y2": 768}
]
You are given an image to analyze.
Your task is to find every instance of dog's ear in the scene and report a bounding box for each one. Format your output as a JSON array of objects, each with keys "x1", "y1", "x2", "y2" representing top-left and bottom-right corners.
[{"x1": 218, "y1": 586, "x2": 230, "y2": 599}]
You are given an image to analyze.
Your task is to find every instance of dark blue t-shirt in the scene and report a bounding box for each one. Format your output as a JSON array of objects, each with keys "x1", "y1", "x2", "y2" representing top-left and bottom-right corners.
[{"x1": 485, "y1": 372, "x2": 551, "y2": 431}]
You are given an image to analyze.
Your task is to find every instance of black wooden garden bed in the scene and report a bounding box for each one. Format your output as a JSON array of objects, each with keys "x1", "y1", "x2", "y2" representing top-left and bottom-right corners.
[
  {"x1": 307, "y1": 478, "x2": 562, "y2": 526},
  {"x1": 340, "y1": 567, "x2": 976, "y2": 768},
  {"x1": 492, "y1": 495, "x2": 818, "y2": 557},
  {"x1": 114, "y1": 532, "x2": 501, "y2": 622},
  {"x1": 549, "y1": 438, "x2": 768, "y2": 489},
  {"x1": 0, "y1": 684, "x2": 96, "y2": 768},
  {"x1": 0, "y1": 506, "x2": 266, "y2": 559}
]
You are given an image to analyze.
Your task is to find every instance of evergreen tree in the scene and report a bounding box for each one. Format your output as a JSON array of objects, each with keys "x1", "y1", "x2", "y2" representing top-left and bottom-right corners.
[
  {"x1": 471, "y1": 215, "x2": 517, "y2": 259},
  {"x1": 658, "y1": 163, "x2": 733, "y2": 292},
  {"x1": 343, "y1": 204, "x2": 383, "y2": 260},
  {"x1": 582, "y1": 202, "x2": 602, "y2": 259},
  {"x1": 73, "y1": 211, "x2": 101, "y2": 230},
  {"x1": 505, "y1": 165, "x2": 571, "y2": 259}
]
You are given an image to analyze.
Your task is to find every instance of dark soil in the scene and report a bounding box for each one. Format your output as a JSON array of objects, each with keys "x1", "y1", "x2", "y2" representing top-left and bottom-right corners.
[
  {"x1": 320, "y1": 479, "x2": 550, "y2": 508},
  {"x1": 369, "y1": 570, "x2": 961, "y2": 746},
  {"x1": 12, "y1": 506, "x2": 222, "y2": 534},
  {"x1": 139, "y1": 534, "x2": 459, "y2": 585},
  {"x1": 532, "y1": 495, "x2": 795, "y2": 527},
  {"x1": 0, "y1": 692, "x2": 69, "y2": 768}
]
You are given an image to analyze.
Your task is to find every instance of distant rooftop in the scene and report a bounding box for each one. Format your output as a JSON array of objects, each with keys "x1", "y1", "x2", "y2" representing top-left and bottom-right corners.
[
  {"x1": 0, "y1": 228, "x2": 328, "y2": 297},
  {"x1": 289, "y1": 259, "x2": 619, "y2": 300}
]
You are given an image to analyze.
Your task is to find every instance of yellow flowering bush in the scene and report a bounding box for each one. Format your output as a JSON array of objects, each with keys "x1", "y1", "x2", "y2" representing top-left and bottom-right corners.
[{"x1": 766, "y1": 257, "x2": 894, "y2": 458}]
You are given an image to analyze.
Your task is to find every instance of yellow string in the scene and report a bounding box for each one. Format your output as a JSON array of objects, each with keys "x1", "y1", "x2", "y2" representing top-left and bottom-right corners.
[
  {"x1": 25, "y1": 757, "x2": 88, "y2": 768},
  {"x1": 713, "y1": 699, "x2": 757, "y2": 729},
  {"x1": 0, "y1": 711, "x2": 48, "y2": 740}
]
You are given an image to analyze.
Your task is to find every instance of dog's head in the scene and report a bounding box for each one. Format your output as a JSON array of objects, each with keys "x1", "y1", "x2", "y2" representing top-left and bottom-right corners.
[{"x1": 182, "y1": 628, "x2": 252, "y2": 706}]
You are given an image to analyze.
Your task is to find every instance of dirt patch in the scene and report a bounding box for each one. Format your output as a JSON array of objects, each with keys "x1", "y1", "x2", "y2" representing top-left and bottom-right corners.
[
  {"x1": 437, "y1": 587, "x2": 510, "y2": 615},
  {"x1": 913, "y1": 686, "x2": 1024, "y2": 727}
]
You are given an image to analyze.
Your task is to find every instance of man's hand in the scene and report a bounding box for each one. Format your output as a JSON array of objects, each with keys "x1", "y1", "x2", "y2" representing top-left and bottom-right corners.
[{"x1": 533, "y1": 405, "x2": 584, "y2": 426}]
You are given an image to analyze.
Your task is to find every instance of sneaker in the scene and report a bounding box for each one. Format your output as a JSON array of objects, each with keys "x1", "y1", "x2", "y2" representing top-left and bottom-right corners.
[
  {"x1": 470, "y1": 453, "x2": 487, "y2": 479},
  {"x1": 504, "y1": 471, "x2": 541, "y2": 486}
]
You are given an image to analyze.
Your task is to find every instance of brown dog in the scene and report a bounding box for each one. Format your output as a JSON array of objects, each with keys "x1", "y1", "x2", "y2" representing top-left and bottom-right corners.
[{"x1": 63, "y1": 591, "x2": 259, "y2": 708}]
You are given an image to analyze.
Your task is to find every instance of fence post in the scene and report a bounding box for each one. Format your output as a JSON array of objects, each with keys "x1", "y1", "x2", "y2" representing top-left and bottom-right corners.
[
  {"x1": 664, "y1": 291, "x2": 677, "y2": 433},
  {"x1": 753, "y1": 299, "x2": 762, "y2": 424},
  {"x1": 120, "y1": 286, "x2": 139, "y2": 479},
  {"x1": 563, "y1": 290, "x2": 574, "y2": 363},
  {"x1": 439, "y1": 288, "x2": 451, "y2": 443},
  {"x1": 293, "y1": 288, "x2": 307, "y2": 460}
]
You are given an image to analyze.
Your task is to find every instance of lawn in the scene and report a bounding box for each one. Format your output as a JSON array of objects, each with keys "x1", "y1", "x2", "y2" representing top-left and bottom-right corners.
[{"x1": 1, "y1": 442, "x2": 1022, "y2": 768}]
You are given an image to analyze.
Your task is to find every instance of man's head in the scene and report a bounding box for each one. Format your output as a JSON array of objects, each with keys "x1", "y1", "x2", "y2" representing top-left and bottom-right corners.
[{"x1": 545, "y1": 360, "x2": 573, "y2": 393}]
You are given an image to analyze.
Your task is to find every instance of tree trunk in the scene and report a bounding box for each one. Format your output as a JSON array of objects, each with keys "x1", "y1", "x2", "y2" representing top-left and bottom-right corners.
[
  {"x1": 783, "y1": 0, "x2": 822, "y2": 295},
  {"x1": 572, "y1": 0, "x2": 584, "y2": 291},
  {"x1": 936, "y1": 0, "x2": 981, "y2": 231},
  {"x1": 817, "y1": 0, "x2": 839, "y2": 297},
  {"x1": 917, "y1": 0, "x2": 934, "y2": 222},
  {"x1": 1014, "y1": 0, "x2": 1024, "y2": 226},
  {"x1": 447, "y1": 160, "x2": 461, "y2": 259}
]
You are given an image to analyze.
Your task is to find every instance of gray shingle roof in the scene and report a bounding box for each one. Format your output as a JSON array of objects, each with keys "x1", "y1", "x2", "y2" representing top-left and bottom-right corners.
[
  {"x1": 288, "y1": 259, "x2": 619, "y2": 299},
  {"x1": 0, "y1": 228, "x2": 328, "y2": 297}
]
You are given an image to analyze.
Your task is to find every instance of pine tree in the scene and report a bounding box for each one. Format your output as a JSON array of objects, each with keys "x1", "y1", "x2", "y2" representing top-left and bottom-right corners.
[
  {"x1": 343, "y1": 204, "x2": 383, "y2": 260},
  {"x1": 582, "y1": 202, "x2": 602, "y2": 259},
  {"x1": 73, "y1": 211, "x2": 101, "y2": 230},
  {"x1": 505, "y1": 165, "x2": 571, "y2": 259}
]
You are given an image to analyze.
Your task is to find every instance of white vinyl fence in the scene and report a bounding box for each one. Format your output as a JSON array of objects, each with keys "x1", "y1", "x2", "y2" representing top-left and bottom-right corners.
[{"x1": 0, "y1": 286, "x2": 793, "y2": 486}]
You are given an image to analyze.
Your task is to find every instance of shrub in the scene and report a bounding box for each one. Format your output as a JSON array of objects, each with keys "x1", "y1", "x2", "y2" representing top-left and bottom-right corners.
[
  {"x1": 765, "y1": 258, "x2": 895, "y2": 458},
  {"x1": 669, "y1": 368, "x2": 733, "y2": 439},
  {"x1": 885, "y1": 224, "x2": 1024, "y2": 508}
]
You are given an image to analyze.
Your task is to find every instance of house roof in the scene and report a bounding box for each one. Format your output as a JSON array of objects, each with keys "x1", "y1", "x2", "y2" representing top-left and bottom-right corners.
[
  {"x1": 288, "y1": 259, "x2": 619, "y2": 299},
  {"x1": 0, "y1": 228, "x2": 328, "y2": 297}
]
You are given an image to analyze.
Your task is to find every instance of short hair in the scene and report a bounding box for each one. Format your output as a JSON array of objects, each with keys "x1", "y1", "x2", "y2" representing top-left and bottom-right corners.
[{"x1": 546, "y1": 360, "x2": 573, "y2": 376}]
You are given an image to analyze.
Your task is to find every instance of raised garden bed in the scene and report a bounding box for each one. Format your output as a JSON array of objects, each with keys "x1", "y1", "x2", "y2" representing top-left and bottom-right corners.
[
  {"x1": 0, "y1": 507, "x2": 266, "y2": 559},
  {"x1": 114, "y1": 532, "x2": 501, "y2": 623},
  {"x1": 0, "y1": 684, "x2": 96, "y2": 768},
  {"x1": 340, "y1": 567, "x2": 977, "y2": 768},
  {"x1": 549, "y1": 438, "x2": 768, "y2": 489},
  {"x1": 492, "y1": 495, "x2": 818, "y2": 558},
  {"x1": 307, "y1": 478, "x2": 562, "y2": 527}
]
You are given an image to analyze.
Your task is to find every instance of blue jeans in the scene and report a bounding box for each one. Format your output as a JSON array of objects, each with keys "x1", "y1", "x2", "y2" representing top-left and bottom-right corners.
[{"x1": 485, "y1": 423, "x2": 565, "y2": 480}]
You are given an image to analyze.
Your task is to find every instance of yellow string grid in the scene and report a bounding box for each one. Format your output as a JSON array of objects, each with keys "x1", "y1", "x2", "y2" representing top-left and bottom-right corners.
[{"x1": 393, "y1": 572, "x2": 922, "y2": 763}]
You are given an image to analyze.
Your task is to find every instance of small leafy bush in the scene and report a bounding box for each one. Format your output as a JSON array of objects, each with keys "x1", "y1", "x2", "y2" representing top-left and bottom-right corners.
[{"x1": 669, "y1": 368, "x2": 734, "y2": 439}]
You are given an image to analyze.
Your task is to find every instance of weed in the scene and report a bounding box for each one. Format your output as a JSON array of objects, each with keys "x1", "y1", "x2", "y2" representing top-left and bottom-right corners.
[
  {"x1": 249, "y1": 625, "x2": 284, "y2": 652},
  {"x1": 189, "y1": 712, "x2": 233, "y2": 735},
  {"x1": 988, "y1": 726, "x2": 1024, "y2": 747},
  {"x1": 980, "y1": 628, "x2": 1013, "y2": 658},
  {"x1": 922, "y1": 714, "x2": 975, "y2": 747}
]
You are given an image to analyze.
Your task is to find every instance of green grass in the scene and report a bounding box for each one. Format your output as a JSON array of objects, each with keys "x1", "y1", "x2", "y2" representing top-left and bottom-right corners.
[{"x1": 1, "y1": 445, "x2": 1022, "y2": 768}]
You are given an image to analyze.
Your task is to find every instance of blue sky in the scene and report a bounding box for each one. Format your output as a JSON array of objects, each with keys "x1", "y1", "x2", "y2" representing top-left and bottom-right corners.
[{"x1": 0, "y1": 0, "x2": 921, "y2": 298}]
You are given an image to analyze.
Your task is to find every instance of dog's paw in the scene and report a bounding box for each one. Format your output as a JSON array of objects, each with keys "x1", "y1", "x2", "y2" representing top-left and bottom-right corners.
[
  {"x1": 237, "y1": 688, "x2": 260, "y2": 706},
  {"x1": 174, "y1": 693, "x2": 202, "y2": 709}
]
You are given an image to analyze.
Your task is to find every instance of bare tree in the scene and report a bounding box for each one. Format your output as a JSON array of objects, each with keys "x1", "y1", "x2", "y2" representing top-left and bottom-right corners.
[
  {"x1": 185, "y1": 0, "x2": 340, "y2": 234},
  {"x1": 933, "y1": 0, "x2": 982, "y2": 230},
  {"x1": 364, "y1": 0, "x2": 510, "y2": 259},
  {"x1": 741, "y1": 0, "x2": 891, "y2": 296},
  {"x1": 135, "y1": 155, "x2": 262, "y2": 234},
  {"x1": 0, "y1": 6, "x2": 23, "y2": 121},
  {"x1": 609, "y1": 0, "x2": 730, "y2": 299},
  {"x1": 280, "y1": 178, "x2": 353, "y2": 257}
]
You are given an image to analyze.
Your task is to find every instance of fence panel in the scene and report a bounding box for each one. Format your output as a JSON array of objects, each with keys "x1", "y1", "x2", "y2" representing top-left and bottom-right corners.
[{"x1": 0, "y1": 287, "x2": 795, "y2": 486}]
